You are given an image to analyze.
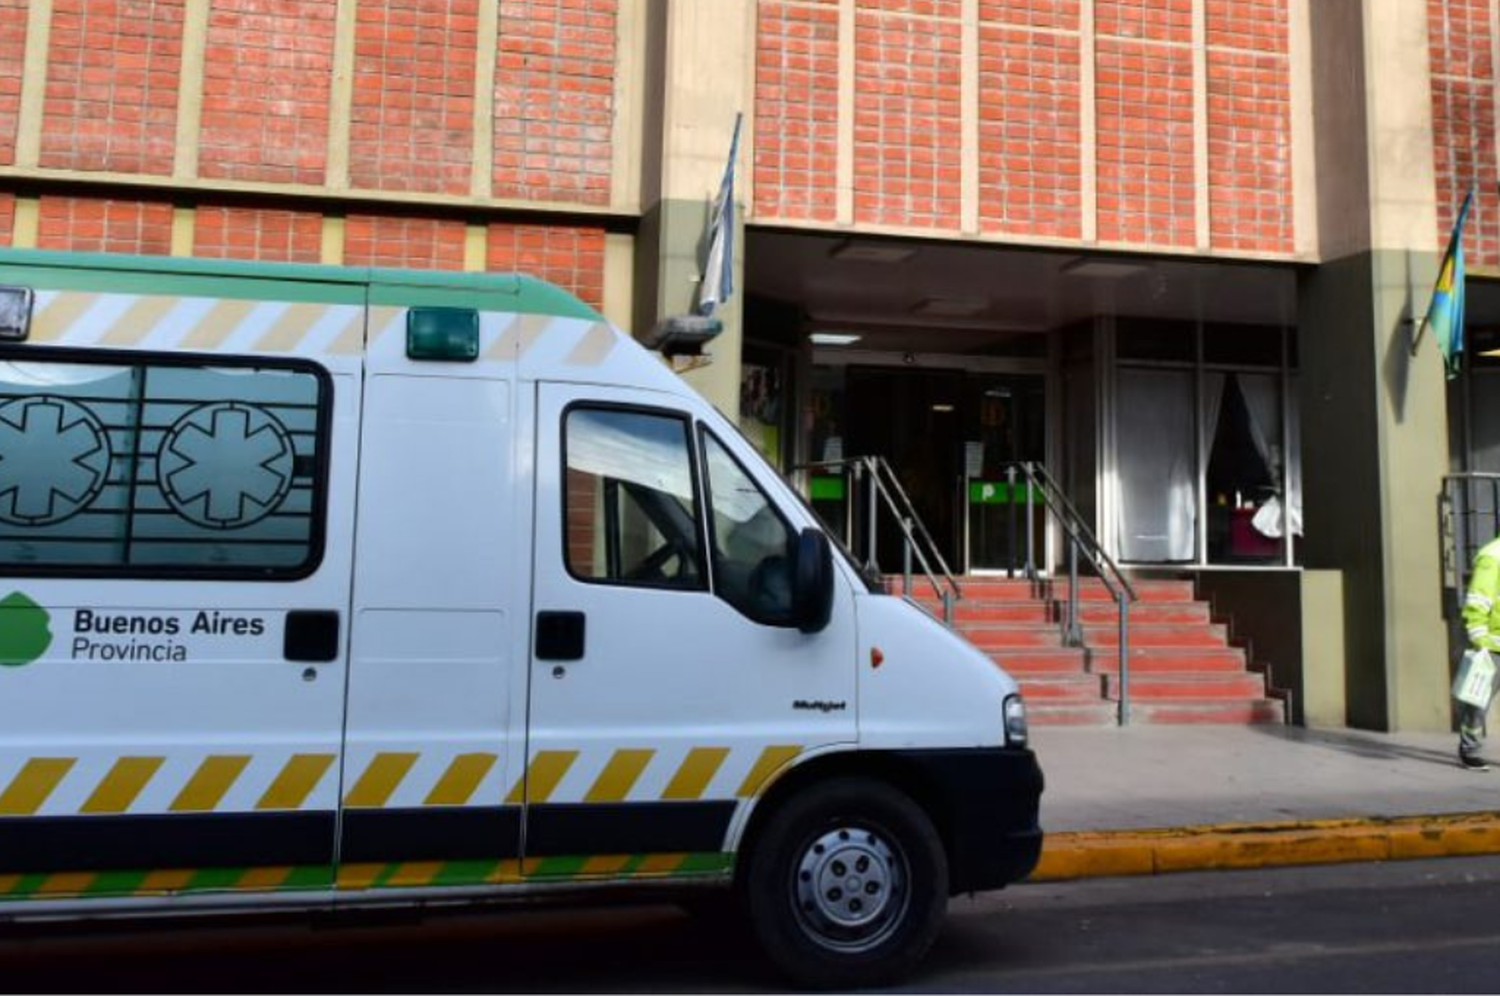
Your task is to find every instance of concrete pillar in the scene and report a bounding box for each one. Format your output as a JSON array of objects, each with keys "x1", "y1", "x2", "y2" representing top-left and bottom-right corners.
[
  {"x1": 1298, "y1": 0, "x2": 1450, "y2": 731},
  {"x1": 634, "y1": 0, "x2": 754, "y2": 419}
]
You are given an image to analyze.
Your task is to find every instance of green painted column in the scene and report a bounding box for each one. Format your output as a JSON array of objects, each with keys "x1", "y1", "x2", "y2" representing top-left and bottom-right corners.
[
  {"x1": 1297, "y1": 0, "x2": 1451, "y2": 732},
  {"x1": 633, "y1": 0, "x2": 752, "y2": 420}
]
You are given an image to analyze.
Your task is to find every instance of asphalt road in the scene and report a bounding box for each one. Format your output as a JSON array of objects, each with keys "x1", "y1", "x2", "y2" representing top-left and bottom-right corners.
[{"x1": 4, "y1": 857, "x2": 1500, "y2": 992}]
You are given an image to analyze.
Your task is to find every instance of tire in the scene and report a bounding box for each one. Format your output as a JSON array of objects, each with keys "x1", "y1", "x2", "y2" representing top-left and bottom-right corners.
[{"x1": 742, "y1": 777, "x2": 948, "y2": 989}]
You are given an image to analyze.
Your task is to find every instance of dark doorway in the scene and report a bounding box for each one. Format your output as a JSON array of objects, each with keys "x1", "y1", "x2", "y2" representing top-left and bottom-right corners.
[{"x1": 846, "y1": 367, "x2": 965, "y2": 573}]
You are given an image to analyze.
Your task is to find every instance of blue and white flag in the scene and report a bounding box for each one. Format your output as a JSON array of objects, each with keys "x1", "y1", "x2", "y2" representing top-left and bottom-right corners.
[{"x1": 697, "y1": 112, "x2": 742, "y2": 317}]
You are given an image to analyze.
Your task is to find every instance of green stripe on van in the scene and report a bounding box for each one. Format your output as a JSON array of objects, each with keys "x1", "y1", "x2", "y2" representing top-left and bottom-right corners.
[{"x1": 0, "y1": 248, "x2": 601, "y2": 318}]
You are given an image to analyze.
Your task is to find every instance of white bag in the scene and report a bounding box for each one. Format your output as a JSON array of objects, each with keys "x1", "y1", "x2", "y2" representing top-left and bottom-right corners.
[{"x1": 1453, "y1": 648, "x2": 1498, "y2": 709}]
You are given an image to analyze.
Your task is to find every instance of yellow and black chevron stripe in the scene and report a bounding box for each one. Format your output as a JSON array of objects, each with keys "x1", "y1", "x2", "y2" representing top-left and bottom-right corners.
[{"x1": 0, "y1": 745, "x2": 803, "y2": 901}]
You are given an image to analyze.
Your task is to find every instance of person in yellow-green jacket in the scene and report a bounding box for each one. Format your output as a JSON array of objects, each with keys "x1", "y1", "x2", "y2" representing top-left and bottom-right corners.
[{"x1": 1460, "y1": 535, "x2": 1500, "y2": 770}]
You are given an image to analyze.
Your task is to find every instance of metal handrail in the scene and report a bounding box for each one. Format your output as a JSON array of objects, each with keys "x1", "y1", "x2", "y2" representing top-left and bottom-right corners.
[
  {"x1": 795, "y1": 456, "x2": 963, "y2": 622},
  {"x1": 1016, "y1": 460, "x2": 1140, "y2": 725},
  {"x1": 1441, "y1": 473, "x2": 1500, "y2": 617}
]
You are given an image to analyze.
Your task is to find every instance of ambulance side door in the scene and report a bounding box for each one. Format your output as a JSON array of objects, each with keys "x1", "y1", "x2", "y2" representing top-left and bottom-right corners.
[{"x1": 521, "y1": 382, "x2": 856, "y2": 877}]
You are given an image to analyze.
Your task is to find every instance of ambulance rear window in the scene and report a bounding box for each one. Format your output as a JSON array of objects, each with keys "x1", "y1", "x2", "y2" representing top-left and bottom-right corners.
[{"x1": 0, "y1": 349, "x2": 329, "y2": 579}]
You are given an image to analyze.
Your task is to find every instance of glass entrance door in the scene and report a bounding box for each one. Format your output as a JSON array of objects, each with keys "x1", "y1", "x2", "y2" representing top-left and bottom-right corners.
[
  {"x1": 840, "y1": 367, "x2": 1046, "y2": 576},
  {"x1": 962, "y1": 375, "x2": 1046, "y2": 572},
  {"x1": 845, "y1": 367, "x2": 964, "y2": 574}
]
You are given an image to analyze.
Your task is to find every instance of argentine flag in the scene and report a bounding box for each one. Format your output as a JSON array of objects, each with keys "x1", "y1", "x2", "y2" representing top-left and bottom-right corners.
[{"x1": 697, "y1": 113, "x2": 742, "y2": 318}]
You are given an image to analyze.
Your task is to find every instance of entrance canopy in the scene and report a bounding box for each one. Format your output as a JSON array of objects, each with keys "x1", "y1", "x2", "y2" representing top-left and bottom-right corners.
[{"x1": 745, "y1": 228, "x2": 1299, "y2": 352}]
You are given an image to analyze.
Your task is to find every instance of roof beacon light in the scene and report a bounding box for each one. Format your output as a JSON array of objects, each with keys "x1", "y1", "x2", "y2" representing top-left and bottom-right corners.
[{"x1": 0, "y1": 286, "x2": 34, "y2": 342}]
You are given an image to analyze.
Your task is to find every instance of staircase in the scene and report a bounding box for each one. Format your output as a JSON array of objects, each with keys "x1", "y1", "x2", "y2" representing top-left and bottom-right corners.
[{"x1": 900, "y1": 576, "x2": 1287, "y2": 726}]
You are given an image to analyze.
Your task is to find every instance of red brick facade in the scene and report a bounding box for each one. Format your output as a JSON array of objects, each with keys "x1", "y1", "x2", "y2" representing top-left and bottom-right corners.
[
  {"x1": 344, "y1": 214, "x2": 468, "y2": 269},
  {"x1": 40, "y1": 0, "x2": 185, "y2": 176},
  {"x1": 753, "y1": 1, "x2": 840, "y2": 222},
  {"x1": 487, "y1": 223, "x2": 606, "y2": 309},
  {"x1": 351, "y1": 0, "x2": 479, "y2": 195},
  {"x1": 492, "y1": 0, "x2": 617, "y2": 205},
  {"x1": 1207, "y1": 0, "x2": 1291, "y2": 254},
  {"x1": 1094, "y1": 1, "x2": 1195, "y2": 247},
  {"x1": 0, "y1": 0, "x2": 24, "y2": 167},
  {"x1": 36, "y1": 196, "x2": 174, "y2": 255},
  {"x1": 754, "y1": 0, "x2": 1293, "y2": 255},
  {"x1": 200, "y1": 0, "x2": 338, "y2": 186},
  {"x1": 194, "y1": 206, "x2": 325, "y2": 263},
  {"x1": 979, "y1": 9, "x2": 1082, "y2": 239},
  {"x1": 0, "y1": 193, "x2": 13, "y2": 247},
  {"x1": 1429, "y1": 0, "x2": 1499, "y2": 266},
  {"x1": 853, "y1": 6, "x2": 963, "y2": 229}
]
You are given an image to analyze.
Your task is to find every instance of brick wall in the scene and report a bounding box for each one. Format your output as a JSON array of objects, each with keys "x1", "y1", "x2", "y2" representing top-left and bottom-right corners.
[
  {"x1": 200, "y1": 0, "x2": 338, "y2": 186},
  {"x1": 487, "y1": 223, "x2": 605, "y2": 309},
  {"x1": 1206, "y1": 0, "x2": 1291, "y2": 254},
  {"x1": 753, "y1": 0, "x2": 1293, "y2": 255},
  {"x1": 350, "y1": 0, "x2": 479, "y2": 195},
  {"x1": 40, "y1": 0, "x2": 185, "y2": 175},
  {"x1": 492, "y1": 0, "x2": 616, "y2": 205},
  {"x1": 754, "y1": 0, "x2": 840, "y2": 222},
  {"x1": 1429, "y1": 0, "x2": 1499, "y2": 266},
  {"x1": 979, "y1": 1, "x2": 1082, "y2": 239},
  {"x1": 344, "y1": 214, "x2": 468, "y2": 269},
  {"x1": 1096, "y1": 0, "x2": 1195, "y2": 247},
  {"x1": 853, "y1": 5, "x2": 962, "y2": 228},
  {"x1": 36, "y1": 197, "x2": 174, "y2": 254},
  {"x1": 0, "y1": 0, "x2": 24, "y2": 166},
  {"x1": 194, "y1": 206, "x2": 324, "y2": 263},
  {"x1": 0, "y1": 194, "x2": 13, "y2": 246},
  {"x1": 565, "y1": 466, "x2": 600, "y2": 577}
]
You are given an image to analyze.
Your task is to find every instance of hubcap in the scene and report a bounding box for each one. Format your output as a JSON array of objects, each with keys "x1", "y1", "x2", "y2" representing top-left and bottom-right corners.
[{"x1": 792, "y1": 825, "x2": 908, "y2": 952}]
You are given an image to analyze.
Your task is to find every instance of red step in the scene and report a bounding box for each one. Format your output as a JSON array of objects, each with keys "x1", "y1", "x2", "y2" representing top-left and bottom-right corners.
[
  {"x1": 1073, "y1": 601, "x2": 1210, "y2": 624},
  {"x1": 1087, "y1": 648, "x2": 1248, "y2": 673},
  {"x1": 1025, "y1": 702, "x2": 1120, "y2": 726},
  {"x1": 1083, "y1": 623, "x2": 1228, "y2": 648},
  {"x1": 1126, "y1": 699, "x2": 1287, "y2": 724},
  {"x1": 962, "y1": 625, "x2": 1067, "y2": 650},
  {"x1": 987, "y1": 648, "x2": 1087, "y2": 674},
  {"x1": 1103, "y1": 673, "x2": 1268, "y2": 700},
  {"x1": 1016, "y1": 675, "x2": 1105, "y2": 702}
]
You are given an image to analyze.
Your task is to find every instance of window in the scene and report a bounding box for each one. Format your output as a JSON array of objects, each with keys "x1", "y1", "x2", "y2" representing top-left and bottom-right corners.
[
  {"x1": 701, "y1": 431, "x2": 798, "y2": 625},
  {"x1": 0, "y1": 351, "x2": 329, "y2": 577},
  {"x1": 563, "y1": 406, "x2": 705, "y2": 589}
]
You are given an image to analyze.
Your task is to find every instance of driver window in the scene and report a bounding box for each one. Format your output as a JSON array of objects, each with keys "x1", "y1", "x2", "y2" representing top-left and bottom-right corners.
[
  {"x1": 701, "y1": 431, "x2": 798, "y2": 625},
  {"x1": 564, "y1": 407, "x2": 705, "y2": 590}
]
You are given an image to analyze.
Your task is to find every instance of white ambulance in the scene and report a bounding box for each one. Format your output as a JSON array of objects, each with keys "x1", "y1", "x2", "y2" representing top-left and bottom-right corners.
[{"x1": 0, "y1": 247, "x2": 1041, "y2": 987}]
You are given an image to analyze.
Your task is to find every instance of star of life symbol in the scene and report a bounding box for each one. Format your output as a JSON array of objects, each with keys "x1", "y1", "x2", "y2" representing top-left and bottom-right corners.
[
  {"x1": 158, "y1": 402, "x2": 295, "y2": 529},
  {"x1": 0, "y1": 396, "x2": 112, "y2": 526}
]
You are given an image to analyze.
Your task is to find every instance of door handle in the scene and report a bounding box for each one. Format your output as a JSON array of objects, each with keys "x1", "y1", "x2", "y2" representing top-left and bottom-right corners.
[
  {"x1": 284, "y1": 610, "x2": 340, "y2": 663},
  {"x1": 536, "y1": 611, "x2": 586, "y2": 661}
]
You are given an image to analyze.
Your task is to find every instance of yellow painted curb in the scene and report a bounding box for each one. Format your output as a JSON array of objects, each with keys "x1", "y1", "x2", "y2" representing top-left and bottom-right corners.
[{"x1": 1029, "y1": 812, "x2": 1500, "y2": 882}]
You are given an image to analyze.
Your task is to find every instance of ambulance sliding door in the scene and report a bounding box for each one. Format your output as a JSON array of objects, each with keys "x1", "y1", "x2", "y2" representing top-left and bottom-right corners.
[{"x1": 341, "y1": 304, "x2": 525, "y2": 894}]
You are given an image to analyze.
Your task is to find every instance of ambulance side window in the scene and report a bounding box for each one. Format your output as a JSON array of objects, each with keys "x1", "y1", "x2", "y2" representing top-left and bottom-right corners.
[
  {"x1": 562, "y1": 406, "x2": 706, "y2": 590},
  {"x1": 0, "y1": 351, "x2": 329, "y2": 578},
  {"x1": 700, "y1": 430, "x2": 798, "y2": 626}
]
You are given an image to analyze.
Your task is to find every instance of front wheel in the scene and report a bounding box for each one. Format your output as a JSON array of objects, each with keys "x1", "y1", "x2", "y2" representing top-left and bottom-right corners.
[{"x1": 742, "y1": 777, "x2": 948, "y2": 989}]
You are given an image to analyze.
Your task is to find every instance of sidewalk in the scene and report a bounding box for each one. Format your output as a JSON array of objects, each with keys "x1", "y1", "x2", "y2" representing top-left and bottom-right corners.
[{"x1": 1026, "y1": 724, "x2": 1500, "y2": 881}]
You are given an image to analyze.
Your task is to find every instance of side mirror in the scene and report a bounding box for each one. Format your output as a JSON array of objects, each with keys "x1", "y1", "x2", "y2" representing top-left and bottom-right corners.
[{"x1": 793, "y1": 528, "x2": 834, "y2": 634}]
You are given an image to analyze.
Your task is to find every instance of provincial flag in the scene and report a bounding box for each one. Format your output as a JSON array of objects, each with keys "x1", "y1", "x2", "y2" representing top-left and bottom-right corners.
[{"x1": 1418, "y1": 185, "x2": 1474, "y2": 380}]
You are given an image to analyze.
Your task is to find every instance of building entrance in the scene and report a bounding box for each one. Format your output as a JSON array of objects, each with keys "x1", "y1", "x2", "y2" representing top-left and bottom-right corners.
[{"x1": 840, "y1": 366, "x2": 1046, "y2": 575}]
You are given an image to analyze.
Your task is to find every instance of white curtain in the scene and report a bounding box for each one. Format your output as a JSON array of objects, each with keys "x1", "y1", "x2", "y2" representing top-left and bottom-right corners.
[
  {"x1": 1238, "y1": 373, "x2": 1280, "y2": 491},
  {"x1": 1116, "y1": 368, "x2": 1196, "y2": 561},
  {"x1": 1203, "y1": 372, "x2": 1226, "y2": 466}
]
